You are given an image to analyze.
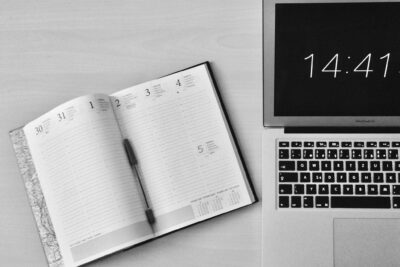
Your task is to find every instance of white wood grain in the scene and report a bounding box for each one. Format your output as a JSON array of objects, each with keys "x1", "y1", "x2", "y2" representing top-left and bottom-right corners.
[{"x1": 0, "y1": 0, "x2": 262, "y2": 266}]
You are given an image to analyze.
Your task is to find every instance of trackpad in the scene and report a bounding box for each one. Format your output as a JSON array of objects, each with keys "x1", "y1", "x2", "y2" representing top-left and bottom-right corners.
[{"x1": 334, "y1": 218, "x2": 400, "y2": 267}]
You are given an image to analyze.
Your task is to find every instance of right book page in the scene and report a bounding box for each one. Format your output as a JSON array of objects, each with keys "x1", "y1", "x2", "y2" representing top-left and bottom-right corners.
[{"x1": 111, "y1": 63, "x2": 255, "y2": 235}]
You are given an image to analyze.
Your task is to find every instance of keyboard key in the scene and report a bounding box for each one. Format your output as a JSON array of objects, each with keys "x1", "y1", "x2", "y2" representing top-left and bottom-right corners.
[
  {"x1": 386, "y1": 173, "x2": 396, "y2": 183},
  {"x1": 346, "y1": 161, "x2": 356, "y2": 171},
  {"x1": 331, "y1": 197, "x2": 390, "y2": 208},
  {"x1": 303, "y1": 149, "x2": 314, "y2": 159},
  {"x1": 279, "y1": 161, "x2": 295, "y2": 171},
  {"x1": 291, "y1": 196, "x2": 301, "y2": 208},
  {"x1": 358, "y1": 161, "x2": 368, "y2": 171},
  {"x1": 341, "y1": 142, "x2": 352, "y2": 147},
  {"x1": 316, "y1": 142, "x2": 327, "y2": 147},
  {"x1": 331, "y1": 184, "x2": 341, "y2": 194},
  {"x1": 368, "y1": 185, "x2": 378, "y2": 195},
  {"x1": 306, "y1": 184, "x2": 317, "y2": 194},
  {"x1": 300, "y1": 172, "x2": 310, "y2": 182},
  {"x1": 354, "y1": 142, "x2": 364, "y2": 147},
  {"x1": 370, "y1": 161, "x2": 380, "y2": 171},
  {"x1": 327, "y1": 149, "x2": 338, "y2": 159},
  {"x1": 352, "y1": 149, "x2": 362, "y2": 159},
  {"x1": 339, "y1": 149, "x2": 350, "y2": 159},
  {"x1": 380, "y1": 185, "x2": 390, "y2": 195},
  {"x1": 393, "y1": 197, "x2": 400, "y2": 208},
  {"x1": 329, "y1": 142, "x2": 339, "y2": 147},
  {"x1": 321, "y1": 161, "x2": 331, "y2": 171},
  {"x1": 315, "y1": 149, "x2": 326, "y2": 159},
  {"x1": 333, "y1": 161, "x2": 344, "y2": 171},
  {"x1": 303, "y1": 196, "x2": 314, "y2": 208},
  {"x1": 279, "y1": 172, "x2": 298, "y2": 182},
  {"x1": 297, "y1": 161, "x2": 307, "y2": 170},
  {"x1": 374, "y1": 173, "x2": 384, "y2": 183},
  {"x1": 361, "y1": 173, "x2": 372, "y2": 183},
  {"x1": 291, "y1": 149, "x2": 301, "y2": 159},
  {"x1": 279, "y1": 184, "x2": 292, "y2": 194},
  {"x1": 312, "y1": 173, "x2": 323, "y2": 183},
  {"x1": 343, "y1": 185, "x2": 353, "y2": 194},
  {"x1": 364, "y1": 149, "x2": 374, "y2": 159},
  {"x1": 318, "y1": 185, "x2": 329, "y2": 194},
  {"x1": 367, "y1": 142, "x2": 377, "y2": 147},
  {"x1": 379, "y1": 142, "x2": 390, "y2": 147},
  {"x1": 294, "y1": 184, "x2": 304, "y2": 194},
  {"x1": 392, "y1": 142, "x2": 400, "y2": 147},
  {"x1": 309, "y1": 161, "x2": 320, "y2": 171},
  {"x1": 376, "y1": 150, "x2": 387, "y2": 159},
  {"x1": 291, "y1": 141, "x2": 302, "y2": 147},
  {"x1": 324, "y1": 173, "x2": 335, "y2": 183},
  {"x1": 304, "y1": 141, "x2": 314, "y2": 147},
  {"x1": 316, "y1": 196, "x2": 329, "y2": 208},
  {"x1": 279, "y1": 149, "x2": 289, "y2": 159},
  {"x1": 388, "y1": 149, "x2": 399, "y2": 159},
  {"x1": 355, "y1": 185, "x2": 365, "y2": 195},
  {"x1": 383, "y1": 161, "x2": 393, "y2": 171},
  {"x1": 393, "y1": 185, "x2": 400, "y2": 195},
  {"x1": 395, "y1": 161, "x2": 400, "y2": 171},
  {"x1": 337, "y1": 173, "x2": 347, "y2": 183},
  {"x1": 279, "y1": 196, "x2": 289, "y2": 208},
  {"x1": 279, "y1": 141, "x2": 289, "y2": 147},
  {"x1": 349, "y1": 173, "x2": 359, "y2": 183}
]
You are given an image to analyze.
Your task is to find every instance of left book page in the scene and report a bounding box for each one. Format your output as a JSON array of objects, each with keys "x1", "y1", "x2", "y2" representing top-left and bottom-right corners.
[{"x1": 22, "y1": 94, "x2": 154, "y2": 267}]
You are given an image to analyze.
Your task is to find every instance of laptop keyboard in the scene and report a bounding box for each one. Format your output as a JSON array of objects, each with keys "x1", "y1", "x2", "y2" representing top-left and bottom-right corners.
[{"x1": 277, "y1": 140, "x2": 400, "y2": 209}]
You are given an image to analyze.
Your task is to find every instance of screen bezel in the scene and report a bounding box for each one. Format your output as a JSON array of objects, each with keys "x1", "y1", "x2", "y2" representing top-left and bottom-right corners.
[{"x1": 263, "y1": 0, "x2": 400, "y2": 127}]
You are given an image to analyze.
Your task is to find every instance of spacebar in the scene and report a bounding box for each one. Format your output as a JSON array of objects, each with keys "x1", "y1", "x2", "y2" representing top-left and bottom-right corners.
[{"x1": 331, "y1": 197, "x2": 390, "y2": 208}]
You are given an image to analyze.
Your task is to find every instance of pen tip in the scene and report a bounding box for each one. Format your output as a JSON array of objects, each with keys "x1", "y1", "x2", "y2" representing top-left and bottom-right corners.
[{"x1": 146, "y1": 209, "x2": 155, "y2": 225}]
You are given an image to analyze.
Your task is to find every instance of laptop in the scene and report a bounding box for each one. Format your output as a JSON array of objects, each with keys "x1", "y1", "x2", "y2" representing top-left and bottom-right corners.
[{"x1": 262, "y1": 1, "x2": 400, "y2": 266}]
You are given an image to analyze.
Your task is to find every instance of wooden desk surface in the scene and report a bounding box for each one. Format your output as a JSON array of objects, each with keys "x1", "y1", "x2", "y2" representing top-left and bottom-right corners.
[{"x1": 0, "y1": 0, "x2": 262, "y2": 266}]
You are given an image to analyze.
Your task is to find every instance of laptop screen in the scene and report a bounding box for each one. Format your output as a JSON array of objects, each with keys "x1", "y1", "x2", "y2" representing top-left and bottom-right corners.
[{"x1": 275, "y1": 3, "x2": 400, "y2": 117}]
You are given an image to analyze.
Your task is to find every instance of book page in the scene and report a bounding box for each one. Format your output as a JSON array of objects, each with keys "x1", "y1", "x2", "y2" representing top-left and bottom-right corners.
[
  {"x1": 111, "y1": 64, "x2": 254, "y2": 236},
  {"x1": 23, "y1": 94, "x2": 154, "y2": 267}
]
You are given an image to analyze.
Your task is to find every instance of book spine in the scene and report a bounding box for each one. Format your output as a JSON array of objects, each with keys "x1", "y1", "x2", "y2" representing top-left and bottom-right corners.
[{"x1": 9, "y1": 128, "x2": 64, "y2": 267}]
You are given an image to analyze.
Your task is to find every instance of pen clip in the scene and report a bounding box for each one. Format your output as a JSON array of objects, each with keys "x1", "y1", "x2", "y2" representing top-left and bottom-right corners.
[{"x1": 123, "y1": 139, "x2": 137, "y2": 165}]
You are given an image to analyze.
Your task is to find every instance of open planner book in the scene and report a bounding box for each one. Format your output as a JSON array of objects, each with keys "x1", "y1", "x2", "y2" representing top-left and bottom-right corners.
[{"x1": 9, "y1": 62, "x2": 256, "y2": 267}]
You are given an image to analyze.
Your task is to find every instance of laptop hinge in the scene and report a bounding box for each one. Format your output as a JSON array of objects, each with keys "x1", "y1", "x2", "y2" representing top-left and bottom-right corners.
[{"x1": 284, "y1": 127, "x2": 400, "y2": 134}]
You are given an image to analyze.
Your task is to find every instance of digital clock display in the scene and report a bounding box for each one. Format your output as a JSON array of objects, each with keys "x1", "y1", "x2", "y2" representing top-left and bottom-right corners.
[{"x1": 274, "y1": 3, "x2": 400, "y2": 116}]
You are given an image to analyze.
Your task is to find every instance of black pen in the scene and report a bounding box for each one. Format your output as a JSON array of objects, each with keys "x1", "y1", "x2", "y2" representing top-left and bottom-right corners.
[{"x1": 123, "y1": 139, "x2": 155, "y2": 225}]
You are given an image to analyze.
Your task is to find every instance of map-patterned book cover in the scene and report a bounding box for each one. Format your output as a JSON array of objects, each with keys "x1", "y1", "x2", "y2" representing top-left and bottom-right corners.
[{"x1": 10, "y1": 128, "x2": 64, "y2": 267}]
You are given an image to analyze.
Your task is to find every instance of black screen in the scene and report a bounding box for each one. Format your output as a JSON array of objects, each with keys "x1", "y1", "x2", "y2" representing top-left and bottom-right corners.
[{"x1": 274, "y1": 3, "x2": 400, "y2": 116}]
